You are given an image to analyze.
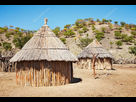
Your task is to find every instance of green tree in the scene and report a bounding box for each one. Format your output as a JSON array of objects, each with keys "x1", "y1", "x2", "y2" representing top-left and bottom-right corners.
[
  {"x1": 92, "y1": 24, "x2": 95, "y2": 31},
  {"x1": 120, "y1": 34, "x2": 128, "y2": 42},
  {"x1": 96, "y1": 18, "x2": 99, "y2": 22},
  {"x1": 60, "y1": 38, "x2": 66, "y2": 44},
  {"x1": 77, "y1": 38, "x2": 93, "y2": 49},
  {"x1": 96, "y1": 32, "x2": 105, "y2": 38},
  {"x1": 131, "y1": 32, "x2": 136, "y2": 38},
  {"x1": 120, "y1": 21, "x2": 126, "y2": 27},
  {"x1": 73, "y1": 26, "x2": 78, "y2": 31},
  {"x1": 114, "y1": 21, "x2": 118, "y2": 24},
  {"x1": 63, "y1": 29, "x2": 75, "y2": 37},
  {"x1": 64, "y1": 24, "x2": 71, "y2": 29},
  {"x1": 101, "y1": 27, "x2": 105, "y2": 33},
  {"x1": 9, "y1": 25, "x2": 13, "y2": 29},
  {"x1": 109, "y1": 19, "x2": 112, "y2": 22},
  {"x1": 15, "y1": 27, "x2": 20, "y2": 31},
  {"x1": 114, "y1": 31, "x2": 121, "y2": 39},
  {"x1": 95, "y1": 35, "x2": 101, "y2": 42},
  {"x1": 109, "y1": 41, "x2": 114, "y2": 48},
  {"x1": 116, "y1": 40, "x2": 123, "y2": 49},
  {"x1": 52, "y1": 27, "x2": 60, "y2": 37},
  {"x1": 118, "y1": 27, "x2": 122, "y2": 30},
  {"x1": 2, "y1": 42, "x2": 12, "y2": 50},
  {"x1": 75, "y1": 22, "x2": 79, "y2": 26},
  {"x1": 0, "y1": 29, "x2": 4, "y2": 34},
  {"x1": 76, "y1": 19, "x2": 86, "y2": 26},
  {"x1": 78, "y1": 30, "x2": 84, "y2": 36},
  {"x1": 21, "y1": 29, "x2": 24, "y2": 32},
  {"x1": 5, "y1": 33, "x2": 11, "y2": 39},
  {"x1": 102, "y1": 18, "x2": 107, "y2": 24},
  {"x1": 13, "y1": 33, "x2": 32, "y2": 49},
  {"x1": 128, "y1": 46, "x2": 136, "y2": 56},
  {"x1": 82, "y1": 26, "x2": 87, "y2": 33}
]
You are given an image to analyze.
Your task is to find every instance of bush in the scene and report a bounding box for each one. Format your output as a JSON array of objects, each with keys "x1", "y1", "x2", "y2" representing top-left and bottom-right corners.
[
  {"x1": 109, "y1": 41, "x2": 114, "y2": 48},
  {"x1": 95, "y1": 35, "x2": 102, "y2": 42},
  {"x1": 13, "y1": 33, "x2": 32, "y2": 49},
  {"x1": 101, "y1": 27, "x2": 105, "y2": 32},
  {"x1": 77, "y1": 38, "x2": 93, "y2": 49},
  {"x1": 131, "y1": 32, "x2": 136, "y2": 38},
  {"x1": 78, "y1": 30, "x2": 84, "y2": 36},
  {"x1": 114, "y1": 31, "x2": 121, "y2": 39},
  {"x1": 64, "y1": 24, "x2": 71, "y2": 29},
  {"x1": 92, "y1": 24, "x2": 95, "y2": 31},
  {"x1": 118, "y1": 27, "x2": 122, "y2": 30},
  {"x1": 2, "y1": 42, "x2": 12, "y2": 50},
  {"x1": 5, "y1": 33, "x2": 11, "y2": 39},
  {"x1": 73, "y1": 26, "x2": 78, "y2": 31},
  {"x1": 82, "y1": 26, "x2": 87, "y2": 33},
  {"x1": 63, "y1": 29, "x2": 75, "y2": 37},
  {"x1": 120, "y1": 34, "x2": 128, "y2": 41},
  {"x1": 115, "y1": 40, "x2": 123, "y2": 49},
  {"x1": 52, "y1": 27, "x2": 60, "y2": 37},
  {"x1": 120, "y1": 21, "x2": 126, "y2": 27},
  {"x1": 129, "y1": 46, "x2": 136, "y2": 56},
  {"x1": 60, "y1": 38, "x2": 66, "y2": 44}
]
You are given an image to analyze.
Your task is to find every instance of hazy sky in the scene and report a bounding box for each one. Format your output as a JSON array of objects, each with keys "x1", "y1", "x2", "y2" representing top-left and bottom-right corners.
[{"x1": 0, "y1": 5, "x2": 136, "y2": 30}]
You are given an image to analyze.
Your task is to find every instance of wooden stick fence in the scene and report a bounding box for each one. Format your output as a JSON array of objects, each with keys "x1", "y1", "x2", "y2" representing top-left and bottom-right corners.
[{"x1": 16, "y1": 61, "x2": 73, "y2": 87}]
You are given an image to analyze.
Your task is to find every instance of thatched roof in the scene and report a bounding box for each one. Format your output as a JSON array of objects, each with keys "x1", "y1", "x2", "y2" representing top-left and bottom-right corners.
[
  {"x1": 77, "y1": 39, "x2": 114, "y2": 59},
  {"x1": 10, "y1": 18, "x2": 78, "y2": 62}
]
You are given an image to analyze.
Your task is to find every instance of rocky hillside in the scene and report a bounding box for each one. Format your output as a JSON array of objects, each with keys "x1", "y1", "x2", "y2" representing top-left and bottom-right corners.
[{"x1": 58, "y1": 20, "x2": 136, "y2": 61}]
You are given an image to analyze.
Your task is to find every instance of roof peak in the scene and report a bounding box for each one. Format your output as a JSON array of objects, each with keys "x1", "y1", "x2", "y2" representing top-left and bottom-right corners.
[{"x1": 44, "y1": 18, "x2": 48, "y2": 25}]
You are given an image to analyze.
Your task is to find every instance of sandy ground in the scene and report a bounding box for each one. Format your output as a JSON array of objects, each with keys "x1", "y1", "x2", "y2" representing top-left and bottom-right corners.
[{"x1": 0, "y1": 64, "x2": 136, "y2": 97}]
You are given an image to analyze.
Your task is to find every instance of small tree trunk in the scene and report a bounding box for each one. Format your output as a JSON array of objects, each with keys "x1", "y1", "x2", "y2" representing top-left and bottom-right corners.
[{"x1": 91, "y1": 53, "x2": 99, "y2": 79}]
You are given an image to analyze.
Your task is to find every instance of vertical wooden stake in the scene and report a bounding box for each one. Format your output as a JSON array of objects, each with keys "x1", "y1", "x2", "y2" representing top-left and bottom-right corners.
[{"x1": 91, "y1": 53, "x2": 99, "y2": 79}]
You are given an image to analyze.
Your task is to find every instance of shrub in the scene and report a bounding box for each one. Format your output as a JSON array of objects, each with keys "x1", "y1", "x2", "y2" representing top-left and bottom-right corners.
[
  {"x1": 114, "y1": 31, "x2": 121, "y2": 39},
  {"x1": 5, "y1": 33, "x2": 11, "y2": 39},
  {"x1": 60, "y1": 38, "x2": 66, "y2": 44},
  {"x1": 118, "y1": 27, "x2": 122, "y2": 30},
  {"x1": 120, "y1": 34, "x2": 128, "y2": 41},
  {"x1": 52, "y1": 27, "x2": 60, "y2": 37},
  {"x1": 78, "y1": 30, "x2": 84, "y2": 36},
  {"x1": 2, "y1": 42, "x2": 12, "y2": 50},
  {"x1": 77, "y1": 38, "x2": 93, "y2": 49},
  {"x1": 101, "y1": 27, "x2": 105, "y2": 32},
  {"x1": 115, "y1": 40, "x2": 123, "y2": 49},
  {"x1": 63, "y1": 29, "x2": 75, "y2": 37},
  {"x1": 109, "y1": 41, "x2": 114, "y2": 48},
  {"x1": 129, "y1": 46, "x2": 136, "y2": 56},
  {"x1": 131, "y1": 32, "x2": 136, "y2": 38},
  {"x1": 82, "y1": 26, "x2": 87, "y2": 33},
  {"x1": 120, "y1": 21, "x2": 126, "y2": 27}
]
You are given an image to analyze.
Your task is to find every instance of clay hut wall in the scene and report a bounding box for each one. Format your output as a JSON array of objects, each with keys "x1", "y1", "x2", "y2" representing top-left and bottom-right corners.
[{"x1": 77, "y1": 58, "x2": 112, "y2": 70}]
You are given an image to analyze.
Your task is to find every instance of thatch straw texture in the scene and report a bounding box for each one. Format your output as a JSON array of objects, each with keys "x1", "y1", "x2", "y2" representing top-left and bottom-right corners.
[
  {"x1": 10, "y1": 19, "x2": 78, "y2": 62},
  {"x1": 77, "y1": 39, "x2": 114, "y2": 59}
]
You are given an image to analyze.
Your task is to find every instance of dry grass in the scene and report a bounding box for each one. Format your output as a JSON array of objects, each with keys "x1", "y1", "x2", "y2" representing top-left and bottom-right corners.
[{"x1": 0, "y1": 64, "x2": 136, "y2": 97}]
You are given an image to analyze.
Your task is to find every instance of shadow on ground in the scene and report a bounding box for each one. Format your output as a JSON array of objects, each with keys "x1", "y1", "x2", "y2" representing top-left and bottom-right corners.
[{"x1": 70, "y1": 77, "x2": 82, "y2": 84}]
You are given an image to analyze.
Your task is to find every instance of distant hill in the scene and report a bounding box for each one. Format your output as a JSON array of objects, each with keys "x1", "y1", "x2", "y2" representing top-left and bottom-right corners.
[{"x1": 0, "y1": 18, "x2": 136, "y2": 60}]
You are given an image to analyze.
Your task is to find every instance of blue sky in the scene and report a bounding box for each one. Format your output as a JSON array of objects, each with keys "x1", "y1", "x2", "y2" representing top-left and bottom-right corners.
[{"x1": 0, "y1": 5, "x2": 136, "y2": 31}]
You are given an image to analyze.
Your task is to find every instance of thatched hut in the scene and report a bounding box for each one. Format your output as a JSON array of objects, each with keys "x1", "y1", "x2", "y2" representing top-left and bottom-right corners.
[
  {"x1": 77, "y1": 39, "x2": 114, "y2": 70},
  {"x1": 10, "y1": 18, "x2": 78, "y2": 87}
]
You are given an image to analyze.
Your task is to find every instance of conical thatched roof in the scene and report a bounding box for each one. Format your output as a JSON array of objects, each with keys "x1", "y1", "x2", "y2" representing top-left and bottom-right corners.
[
  {"x1": 77, "y1": 39, "x2": 114, "y2": 59},
  {"x1": 10, "y1": 18, "x2": 78, "y2": 62}
]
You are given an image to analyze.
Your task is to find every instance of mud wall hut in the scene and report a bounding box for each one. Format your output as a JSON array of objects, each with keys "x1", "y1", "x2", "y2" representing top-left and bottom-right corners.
[
  {"x1": 77, "y1": 39, "x2": 114, "y2": 70},
  {"x1": 10, "y1": 18, "x2": 78, "y2": 87}
]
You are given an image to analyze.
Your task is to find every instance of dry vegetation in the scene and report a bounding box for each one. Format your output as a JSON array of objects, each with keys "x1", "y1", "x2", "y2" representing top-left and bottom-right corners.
[{"x1": 0, "y1": 64, "x2": 136, "y2": 97}]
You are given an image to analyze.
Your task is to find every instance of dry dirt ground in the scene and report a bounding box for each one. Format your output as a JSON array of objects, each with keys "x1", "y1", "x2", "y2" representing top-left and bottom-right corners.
[{"x1": 0, "y1": 64, "x2": 136, "y2": 97}]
